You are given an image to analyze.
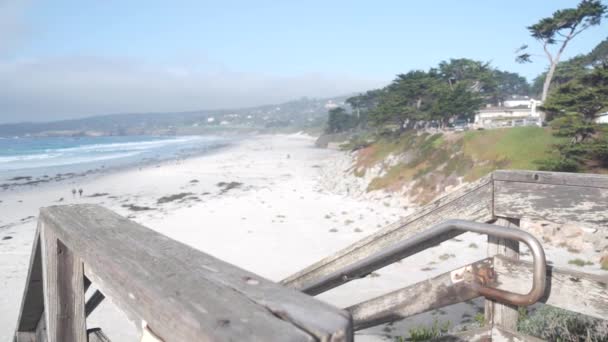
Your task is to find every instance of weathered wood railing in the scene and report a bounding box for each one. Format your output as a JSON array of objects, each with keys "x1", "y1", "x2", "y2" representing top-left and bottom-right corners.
[
  {"x1": 14, "y1": 170, "x2": 608, "y2": 341},
  {"x1": 281, "y1": 170, "x2": 608, "y2": 340},
  {"x1": 14, "y1": 205, "x2": 352, "y2": 342}
]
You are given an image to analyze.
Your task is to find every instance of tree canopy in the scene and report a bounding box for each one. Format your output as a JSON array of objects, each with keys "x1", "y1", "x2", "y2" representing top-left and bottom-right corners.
[
  {"x1": 531, "y1": 37, "x2": 608, "y2": 96},
  {"x1": 346, "y1": 59, "x2": 526, "y2": 132},
  {"x1": 517, "y1": 0, "x2": 607, "y2": 101}
]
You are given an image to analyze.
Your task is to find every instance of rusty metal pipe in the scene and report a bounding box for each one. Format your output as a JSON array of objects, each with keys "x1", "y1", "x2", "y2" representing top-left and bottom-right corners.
[{"x1": 300, "y1": 219, "x2": 546, "y2": 307}]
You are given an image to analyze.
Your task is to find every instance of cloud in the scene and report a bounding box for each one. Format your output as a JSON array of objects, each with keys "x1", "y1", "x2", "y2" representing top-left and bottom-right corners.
[{"x1": 0, "y1": 56, "x2": 383, "y2": 123}]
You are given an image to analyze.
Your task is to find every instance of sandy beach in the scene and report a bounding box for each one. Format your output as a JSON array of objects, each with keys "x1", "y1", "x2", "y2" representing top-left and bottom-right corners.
[{"x1": 1, "y1": 134, "x2": 603, "y2": 341}]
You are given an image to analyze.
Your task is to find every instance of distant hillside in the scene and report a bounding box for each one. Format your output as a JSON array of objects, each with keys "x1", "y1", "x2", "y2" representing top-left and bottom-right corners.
[
  {"x1": 0, "y1": 95, "x2": 350, "y2": 137},
  {"x1": 343, "y1": 127, "x2": 564, "y2": 205}
]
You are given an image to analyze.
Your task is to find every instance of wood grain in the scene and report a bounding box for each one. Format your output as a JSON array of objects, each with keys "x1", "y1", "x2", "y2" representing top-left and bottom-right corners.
[
  {"x1": 493, "y1": 255, "x2": 608, "y2": 320},
  {"x1": 15, "y1": 224, "x2": 44, "y2": 333},
  {"x1": 346, "y1": 258, "x2": 492, "y2": 330},
  {"x1": 493, "y1": 180, "x2": 608, "y2": 228},
  {"x1": 485, "y1": 218, "x2": 520, "y2": 330},
  {"x1": 40, "y1": 204, "x2": 352, "y2": 342},
  {"x1": 40, "y1": 222, "x2": 87, "y2": 342}
]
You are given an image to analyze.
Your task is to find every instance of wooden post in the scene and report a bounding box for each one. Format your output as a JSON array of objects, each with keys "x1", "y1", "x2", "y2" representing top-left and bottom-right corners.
[
  {"x1": 40, "y1": 223, "x2": 87, "y2": 342},
  {"x1": 485, "y1": 217, "x2": 520, "y2": 329}
]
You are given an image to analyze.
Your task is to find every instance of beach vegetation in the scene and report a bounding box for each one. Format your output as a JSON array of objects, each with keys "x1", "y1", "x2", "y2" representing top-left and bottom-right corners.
[
  {"x1": 397, "y1": 319, "x2": 450, "y2": 341},
  {"x1": 568, "y1": 258, "x2": 593, "y2": 267},
  {"x1": 517, "y1": 305, "x2": 608, "y2": 341}
]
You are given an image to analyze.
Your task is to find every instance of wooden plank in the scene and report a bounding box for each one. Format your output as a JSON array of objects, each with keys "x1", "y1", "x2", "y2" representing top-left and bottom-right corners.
[
  {"x1": 282, "y1": 175, "x2": 494, "y2": 290},
  {"x1": 35, "y1": 314, "x2": 47, "y2": 342},
  {"x1": 13, "y1": 332, "x2": 35, "y2": 342},
  {"x1": 40, "y1": 204, "x2": 352, "y2": 342},
  {"x1": 492, "y1": 326, "x2": 545, "y2": 342},
  {"x1": 40, "y1": 222, "x2": 87, "y2": 342},
  {"x1": 85, "y1": 290, "x2": 105, "y2": 317},
  {"x1": 493, "y1": 180, "x2": 608, "y2": 227},
  {"x1": 494, "y1": 256, "x2": 608, "y2": 320},
  {"x1": 15, "y1": 224, "x2": 44, "y2": 333},
  {"x1": 485, "y1": 218, "x2": 519, "y2": 330},
  {"x1": 346, "y1": 258, "x2": 492, "y2": 330},
  {"x1": 493, "y1": 170, "x2": 608, "y2": 189}
]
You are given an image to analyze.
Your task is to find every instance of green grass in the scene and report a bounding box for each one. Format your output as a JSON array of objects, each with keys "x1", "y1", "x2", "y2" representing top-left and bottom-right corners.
[
  {"x1": 463, "y1": 127, "x2": 563, "y2": 172},
  {"x1": 358, "y1": 127, "x2": 563, "y2": 204},
  {"x1": 400, "y1": 320, "x2": 450, "y2": 341}
]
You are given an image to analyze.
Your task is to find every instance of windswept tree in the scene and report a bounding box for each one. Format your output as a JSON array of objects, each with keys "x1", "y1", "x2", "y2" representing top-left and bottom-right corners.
[
  {"x1": 517, "y1": 0, "x2": 607, "y2": 101},
  {"x1": 531, "y1": 37, "x2": 608, "y2": 96},
  {"x1": 542, "y1": 63, "x2": 608, "y2": 122}
]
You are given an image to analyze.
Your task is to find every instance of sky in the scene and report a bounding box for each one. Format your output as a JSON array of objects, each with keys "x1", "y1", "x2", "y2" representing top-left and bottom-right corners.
[{"x1": 0, "y1": 0, "x2": 606, "y2": 124}]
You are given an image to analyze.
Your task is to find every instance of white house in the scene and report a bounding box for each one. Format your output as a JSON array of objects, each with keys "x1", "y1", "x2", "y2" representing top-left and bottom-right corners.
[
  {"x1": 502, "y1": 95, "x2": 541, "y2": 108},
  {"x1": 474, "y1": 98, "x2": 544, "y2": 129}
]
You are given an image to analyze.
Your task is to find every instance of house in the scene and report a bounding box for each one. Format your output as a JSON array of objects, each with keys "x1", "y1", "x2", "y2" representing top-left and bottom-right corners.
[
  {"x1": 474, "y1": 98, "x2": 543, "y2": 129},
  {"x1": 503, "y1": 95, "x2": 536, "y2": 108}
]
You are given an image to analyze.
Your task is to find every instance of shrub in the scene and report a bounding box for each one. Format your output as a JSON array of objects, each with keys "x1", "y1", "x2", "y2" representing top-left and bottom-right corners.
[
  {"x1": 518, "y1": 306, "x2": 608, "y2": 341},
  {"x1": 568, "y1": 258, "x2": 593, "y2": 267},
  {"x1": 402, "y1": 320, "x2": 451, "y2": 341}
]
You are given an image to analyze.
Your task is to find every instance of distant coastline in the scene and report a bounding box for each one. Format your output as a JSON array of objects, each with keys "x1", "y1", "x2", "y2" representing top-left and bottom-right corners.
[{"x1": 0, "y1": 135, "x2": 234, "y2": 192}]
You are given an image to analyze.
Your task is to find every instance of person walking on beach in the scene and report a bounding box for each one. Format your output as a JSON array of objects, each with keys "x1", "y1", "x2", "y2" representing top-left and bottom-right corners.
[
  {"x1": 78, "y1": 188, "x2": 83, "y2": 197},
  {"x1": 71, "y1": 189, "x2": 76, "y2": 198}
]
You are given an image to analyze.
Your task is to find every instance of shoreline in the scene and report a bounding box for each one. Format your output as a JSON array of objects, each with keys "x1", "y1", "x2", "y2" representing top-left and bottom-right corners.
[{"x1": 0, "y1": 134, "x2": 242, "y2": 194}]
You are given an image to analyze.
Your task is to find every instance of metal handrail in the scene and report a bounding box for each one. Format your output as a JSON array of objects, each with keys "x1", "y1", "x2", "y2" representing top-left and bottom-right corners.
[{"x1": 300, "y1": 219, "x2": 546, "y2": 306}]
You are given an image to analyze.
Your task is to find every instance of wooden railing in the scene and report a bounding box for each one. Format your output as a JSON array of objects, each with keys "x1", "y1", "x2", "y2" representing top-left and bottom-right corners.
[
  {"x1": 13, "y1": 170, "x2": 608, "y2": 341},
  {"x1": 13, "y1": 205, "x2": 352, "y2": 342},
  {"x1": 282, "y1": 170, "x2": 608, "y2": 340}
]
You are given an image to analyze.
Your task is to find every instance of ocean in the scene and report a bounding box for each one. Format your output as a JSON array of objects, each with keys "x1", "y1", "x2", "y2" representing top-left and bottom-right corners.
[{"x1": 0, "y1": 135, "x2": 229, "y2": 184}]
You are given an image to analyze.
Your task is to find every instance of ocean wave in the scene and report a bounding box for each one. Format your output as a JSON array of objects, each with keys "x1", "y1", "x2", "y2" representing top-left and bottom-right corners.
[
  {"x1": 0, "y1": 153, "x2": 62, "y2": 163},
  {"x1": 0, "y1": 151, "x2": 141, "y2": 171},
  {"x1": 48, "y1": 136, "x2": 209, "y2": 154}
]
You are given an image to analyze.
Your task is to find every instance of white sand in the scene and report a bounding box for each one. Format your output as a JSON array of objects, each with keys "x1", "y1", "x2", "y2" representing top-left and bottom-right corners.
[{"x1": 0, "y1": 134, "x2": 602, "y2": 341}]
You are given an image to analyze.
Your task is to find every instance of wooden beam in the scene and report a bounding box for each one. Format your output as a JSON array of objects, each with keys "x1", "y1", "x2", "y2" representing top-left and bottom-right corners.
[
  {"x1": 493, "y1": 170, "x2": 608, "y2": 188},
  {"x1": 346, "y1": 258, "x2": 492, "y2": 330},
  {"x1": 40, "y1": 204, "x2": 352, "y2": 342},
  {"x1": 494, "y1": 255, "x2": 608, "y2": 320},
  {"x1": 282, "y1": 175, "x2": 494, "y2": 290},
  {"x1": 493, "y1": 173, "x2": 608, "y2": 228},
  {"x1": 14, "y1": 224, "x2": 44, "y2": 333},
  {"x1": 485, "y1": 218, "x2": 520, "y2": 330},
  {"x1": 40, "y1": 222, "x2": 87, "y2": 342},
  {"x1": 13, "y1": 333, "x2": 36, "y2": 342},
  {"x1": 85, "y1": 290, "x2": 105, "y2": 317}
]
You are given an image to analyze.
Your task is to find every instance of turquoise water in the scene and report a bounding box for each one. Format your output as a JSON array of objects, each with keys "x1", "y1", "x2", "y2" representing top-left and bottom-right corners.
[{"x1": 0, "y1": 135, "x2": 228, "y2": 181}]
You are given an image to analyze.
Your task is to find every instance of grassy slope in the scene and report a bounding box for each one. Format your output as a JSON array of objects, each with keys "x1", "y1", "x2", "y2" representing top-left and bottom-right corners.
[{"x1": 352, "y1": 127, "x2": 563, "y2": 204}]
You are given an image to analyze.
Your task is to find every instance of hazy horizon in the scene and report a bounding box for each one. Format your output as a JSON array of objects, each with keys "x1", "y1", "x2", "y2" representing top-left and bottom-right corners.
[{"x1": 1, "y1": 0, "x2": 606, "y2": 124}]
